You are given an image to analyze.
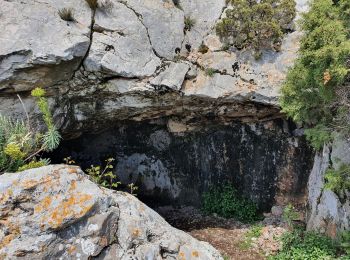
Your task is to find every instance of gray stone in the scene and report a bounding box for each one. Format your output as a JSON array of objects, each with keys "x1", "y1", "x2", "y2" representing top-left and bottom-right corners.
[
  {"x1": 123, "y1": 0, "x2": 185, "y2": 60},
  {"x1": 84, "y1": 2, "x2": 161, "y2": 77},
  {"x1": 0, "y1": 165, "x2": 223, "y2": 260},
  {"x1": 0, "y1": 0, "x2": 91, "y2": 92},
  {"x1": 150, "y1": 62, "x2": 190, "y2": 91}
]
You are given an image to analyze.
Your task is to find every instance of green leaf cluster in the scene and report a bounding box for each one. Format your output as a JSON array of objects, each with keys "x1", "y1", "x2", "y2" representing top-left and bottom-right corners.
[
  {"x1": 280, "y1": 0, "x2": 350, "y2": 149},
  {"x1": 216, "y1": 0, "x2": 296, "y2": 54},
  {"x1": 270, "y1": 229, "x2": 348, "y2": 259},
  {"x1": 202, "y1": 184, "x2": 260, "y2": 223},
  {"x1": 86, "y1": 158, "x2": 122, "y2": 190},
  {"x1": 325, "y1": 163, "x2": 350, "y2": 195},
  {"x1": 0, "y1": 87, "x2": 61, "y2": 173}
]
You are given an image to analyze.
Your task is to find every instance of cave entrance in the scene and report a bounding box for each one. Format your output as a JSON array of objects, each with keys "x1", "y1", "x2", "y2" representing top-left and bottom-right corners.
[{"x1": 50, "y1": 118, "x2": 313, "y2": 213}]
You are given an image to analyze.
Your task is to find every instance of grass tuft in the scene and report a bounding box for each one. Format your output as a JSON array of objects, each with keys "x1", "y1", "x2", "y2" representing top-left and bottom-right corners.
[{"x1": 58, "y1": 8, "x2": 75, "y2": 22}]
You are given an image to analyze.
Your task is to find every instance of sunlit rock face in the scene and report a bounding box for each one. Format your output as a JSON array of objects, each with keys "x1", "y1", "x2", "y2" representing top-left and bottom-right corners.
[
  {"x1": 0, "y1": 165, "x2": 222, "y2": 260},
  {"x1": 52, "y1": 118, "x2": 314, "y2": 211}
]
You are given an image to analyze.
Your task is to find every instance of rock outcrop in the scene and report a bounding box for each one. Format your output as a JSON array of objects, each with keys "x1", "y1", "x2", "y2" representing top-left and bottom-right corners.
[
  {"x1": 307, "y1": 139, "x2": 350, "y2": 237},
  {"x1": 0, "y1": 165, "x2": 222, "y2": 259},
  {"x1": 0, "y1": 0, "x2": 308, "y2": 135}
]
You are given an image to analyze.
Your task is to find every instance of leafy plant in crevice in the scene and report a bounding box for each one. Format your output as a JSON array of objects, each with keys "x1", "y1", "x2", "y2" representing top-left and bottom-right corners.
[
  {"x1": 202, "y1": 184, "x2": 260, "y2": 223},
  {"x1": 184, "y1": 16, "x2": 195, "y2": 31},
  {"x1": 85, "y1": 158, "x2": 121, "y2": 190},
  {"x1": 0, "y1": 87, "x2": 61, "y2": 173},
  {"x1": 84, "y1": 157, "x2": 139, "y2": 194},
  {"x1": 205, "y1": 68, "x2": 216, "y2": 77},
  {"x1": 58, "y1": 8, "x2": 75, "y2": 22},
  {"x1": 325, "y1": 163, "x2": 350, "y2": 196},
  {"x1": 216, "y1": 0, "x2": 296, "y2": 56},
  {"x1": 280, "y1": 0, "x2": 350, "y2": 150}
]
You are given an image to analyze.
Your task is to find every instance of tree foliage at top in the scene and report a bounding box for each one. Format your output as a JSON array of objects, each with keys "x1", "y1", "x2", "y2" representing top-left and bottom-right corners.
[
  {"x1": 280, "y1": 0, "x2": 350, "y2": 149},
  {"x1": 216, "y1": 0, "x2": 296, "y2": 54}
]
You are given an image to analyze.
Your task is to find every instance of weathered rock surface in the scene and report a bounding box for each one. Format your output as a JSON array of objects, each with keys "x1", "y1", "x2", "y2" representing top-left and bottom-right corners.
[
  {"x1": 0, "y1": 0, "x2": 91, "y2": 93},
  {"x1": 307, "y1": 141, "x2": 350, "y2": 237},
  {"x1": 0, "y1": 165, "x2": 222, "y2": 259},
  {"x1": 0, "y1": 0, "x2": 308, "y2": 133}
]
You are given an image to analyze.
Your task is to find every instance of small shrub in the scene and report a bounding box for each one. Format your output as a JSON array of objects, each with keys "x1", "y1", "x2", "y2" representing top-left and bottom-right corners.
[
  {"x1": 216, "y1": 0, "x2": 296, "y2": 53},
  {"x1": 86, "y1": 158, "x2": 121, "y2": 190},
  {"x1": 282, "y1": 204, "x2": 299, "y2": 228},
  {"x1": 340, "y1": 231, "x2": 350, "y2": 255},
  {"x1": 202, "y1": 185, "x2": 260, "y2": 223},
  {"x1": 198, "y1": 43, "x2": 209, "y2": 54},
  {"x1": 17, "y1": 159, "x2": 50, "y2": 172},
  {"x1": 184, "y1": 17, "x2": 195, "y2": 31},
  {"x1": 240, "y1": 224, "x2": 263, "y2": 249},
  {"x1": 85, "y1": 0, "x2": 98, "y2": 10},
  {"x1": 325, "y1": 163, "x2": 350, "y2": 196},
  {"x1": 205, "y1": 68, "x2": 216, "y2": 77},
  {"x1": 270, "y1": 229, "x2": 339, "y2": 260},
  {"x1": 0, "y1": 87, "x2": 61, "y2": 173},
  {"x1": 128, "y1": 183, "x2": 138, "y2": 195},
  {"x1": 58, "y1": 8, "x2": 75, "y2": 22}
]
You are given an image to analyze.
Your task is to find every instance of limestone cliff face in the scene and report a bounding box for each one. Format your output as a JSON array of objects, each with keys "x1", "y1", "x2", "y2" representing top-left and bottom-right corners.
[
  {"x1": 1, "y1": 1, "x2": 314, "y2": 212},
  {"x1": 307, "y1": 139, "x2": 350, "y2": 237}
]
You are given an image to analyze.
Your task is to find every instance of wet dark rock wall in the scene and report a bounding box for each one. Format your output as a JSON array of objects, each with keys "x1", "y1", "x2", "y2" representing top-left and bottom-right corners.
[{"x1": 52, "y1": 118, "x2": 314, "y2": 211}]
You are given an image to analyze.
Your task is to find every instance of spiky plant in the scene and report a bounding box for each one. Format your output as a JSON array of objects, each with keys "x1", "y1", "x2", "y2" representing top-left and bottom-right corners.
[
  {"x1": 184, "y1": 16, "x2": 195, "y2": 31},
  {"x1": 58, "y1": 8, "x2": 75, "y2": 22},
  {"x1": 0, "y1": 87, "x2": 61, "y2": 173}
]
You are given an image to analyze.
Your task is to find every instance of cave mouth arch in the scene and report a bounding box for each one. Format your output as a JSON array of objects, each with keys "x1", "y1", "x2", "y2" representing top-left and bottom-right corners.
[{"x1": 50, "y1": 118, "x2": 313, "y2": 212}]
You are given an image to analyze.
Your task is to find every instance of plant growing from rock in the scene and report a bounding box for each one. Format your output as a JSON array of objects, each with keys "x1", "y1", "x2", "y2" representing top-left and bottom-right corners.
[
  {"x1": 85, "y1": 0, "x2": 98, "y2": 10},
  {"x1": 58, "y1": 8, "x2": 75, "y2": 22},
  {"x1": 325, "y1": 163, "x2": 350, "y2": 196},
  {"x1": 184, "y1": 16, "x2": 195, "y2": 31},
  {"x1": 205, "y1": 68, "x2": 216, "y2": 77},
  {"x1": 282, "y1": 204, "x2": 299, "y2": 228},
  {"x1": 0, "y1": 87, "x2": 61, "y2": 173},
  {"x1": 216, "y1": 0, "x2": 296, "y2": 57},
  {"x1": 86, "y1": 158, "x2": 121, "y2": 189}
]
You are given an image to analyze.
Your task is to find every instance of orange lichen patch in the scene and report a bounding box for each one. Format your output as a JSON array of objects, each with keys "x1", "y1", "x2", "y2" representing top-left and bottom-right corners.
[
  {"x1": 132, "y1": 228, "x2": 141, "y2": 238},
  {"x1": 191, "y1": 251, "x2": 199, "y2": 257},
  {"x1": 178, "y1": 251, "x2": 186, "y2": 260},
  {"x1": 0, "y1": 234, "x2": 15, "y2": 250},
  {"x1": 67, "y1": 245, "x2": 76, "y2": 254},
  {"x1": 0, "y1": 224, "x2": 20, "y2": 250},
  {"x1": 0, "y1": 189, "x2": 13, "y2": 204},
  {"x1": 20, "y1": 175, "x2": 55, "y2": 190},
  {"x1": 47, "y1": 193, "x2": 93, "y2": 229},
  {"x1": 69, "y1": 180, "x2": 77, "y2": 192},
  {"x1": 34, "y1": 196, "x2": 52, "y2": 213},
  {"x1": 68, "y1": 167, "x2": 78, "y2": 174}
]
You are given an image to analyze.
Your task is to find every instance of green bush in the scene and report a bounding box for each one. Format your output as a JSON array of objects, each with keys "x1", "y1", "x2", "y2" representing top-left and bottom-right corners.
[
  {"x1": 270, "y1": 229, "x2": 341, "y2": 260},
  {"x1": 216, "y1": 0, "x2": 296, "y2": 54},
  {"x1": 280, "y1": 0, "x2": 350, "y2": 149},
  {"x1": 325, "y1": 163, "x2": 350, "y2": 195},
  {"x1": 0, "y1": 87, "x2": 61, "y2": 173},
  {"x1": 202, "y1": 185, "x2": 260, "y2": 223}
]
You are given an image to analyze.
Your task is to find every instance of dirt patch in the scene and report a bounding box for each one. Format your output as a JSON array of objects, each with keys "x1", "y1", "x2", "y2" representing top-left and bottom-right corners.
[{"x1": 156, "y1": 206, "x2": 288, "y2": 260}]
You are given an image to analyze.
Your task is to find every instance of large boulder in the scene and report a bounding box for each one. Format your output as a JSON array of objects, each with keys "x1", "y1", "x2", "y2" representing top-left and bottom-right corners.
[{"x1": 0, "y1": 165, "x2": 222, "y2": 260}]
